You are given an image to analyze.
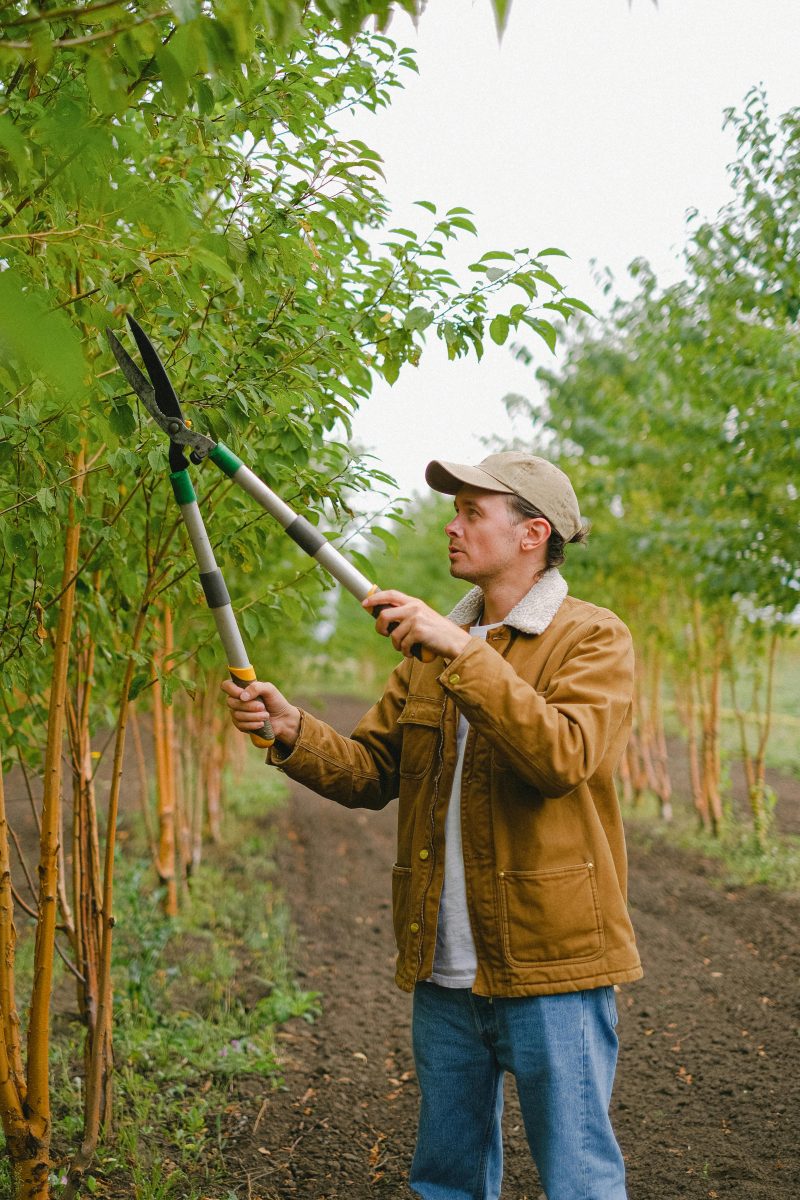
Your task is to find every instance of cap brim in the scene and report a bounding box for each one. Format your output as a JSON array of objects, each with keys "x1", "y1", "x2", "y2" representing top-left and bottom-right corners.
[{"x1": 425, "y1": 459, "x2": 515, "y2": 496}]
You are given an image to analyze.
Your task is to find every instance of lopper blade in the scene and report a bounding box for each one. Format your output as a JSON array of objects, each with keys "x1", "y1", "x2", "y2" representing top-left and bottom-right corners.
[
  {"x1": 106, "y1": 319, "x2": 216, "y2": 460},
  {"x1": 126, "y1": 314, "x2": 184, "y2": 422},
  {"x1": 105, "y1": 328, "x2": 166, "y2": 428}
]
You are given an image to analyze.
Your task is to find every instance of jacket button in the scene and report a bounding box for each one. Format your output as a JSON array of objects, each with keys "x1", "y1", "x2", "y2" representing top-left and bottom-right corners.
[
  {"x1": 448, "y1": 673, "x2": 460, "y2": 684},
  {"x1": 418, "y1": 848, "x2": 430, "y2": 860},
  {"x1": 409, "y1": 921, "x2": 420, "y2": 933}
]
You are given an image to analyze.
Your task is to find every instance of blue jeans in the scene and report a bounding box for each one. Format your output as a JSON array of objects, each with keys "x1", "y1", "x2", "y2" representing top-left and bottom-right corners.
[{"x1": 409, "y1": 983, "x2": 627, "y2": 1200}]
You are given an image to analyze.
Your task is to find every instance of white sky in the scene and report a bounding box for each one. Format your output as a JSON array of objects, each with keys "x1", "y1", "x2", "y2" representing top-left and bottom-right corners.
[{"x1": 340, "y1": 0, "x2": 800, "y2": 498}]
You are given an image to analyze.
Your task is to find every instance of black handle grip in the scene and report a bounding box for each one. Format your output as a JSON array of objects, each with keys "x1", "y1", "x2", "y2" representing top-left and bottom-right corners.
[
  {"x1": 371, "y1": 604, "x2": 434, "y2": 664},
  {"x1": 228, "y1": 668, "x2": 275, "y2": 747}
]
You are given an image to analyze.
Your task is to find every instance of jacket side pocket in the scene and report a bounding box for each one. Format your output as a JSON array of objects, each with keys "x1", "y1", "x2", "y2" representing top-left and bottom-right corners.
[{"x1": 498, "y1": 862, "x2": 605, "y2": 967}]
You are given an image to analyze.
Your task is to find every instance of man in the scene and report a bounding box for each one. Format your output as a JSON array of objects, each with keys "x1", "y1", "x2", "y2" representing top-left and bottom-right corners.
[{"x1": 223, "y1": 451, "x2": 642, "y2": 1200}]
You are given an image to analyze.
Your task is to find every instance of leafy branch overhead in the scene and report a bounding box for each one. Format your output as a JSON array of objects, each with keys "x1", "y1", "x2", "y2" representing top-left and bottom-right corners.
[
  {"x1": 0, "y1": 0, "x2": 515, "y2": 54},
  {"x1": 0, "y1": 5, "x2": 574, "y2": 689}
]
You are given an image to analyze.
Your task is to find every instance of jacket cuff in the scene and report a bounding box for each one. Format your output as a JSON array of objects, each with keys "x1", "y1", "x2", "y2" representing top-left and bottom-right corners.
[
  {"x1": 266, "y1": 709, "x2": 307, "y2": 767},
  {"x1": 436, "y1": 634, "x2": 491, "y2": 693}
]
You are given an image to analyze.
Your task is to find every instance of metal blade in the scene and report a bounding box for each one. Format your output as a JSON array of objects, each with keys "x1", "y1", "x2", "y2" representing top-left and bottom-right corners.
[
  {"x1": 124, "y1": 316, "x2": 216, "y2": 458},
  {"x1": 106, "y1": 321, "x2": 217, "y2": 459},
  {"x1": 126, "y1": 313, "x2": 183, "y2": 421},
  {"x1": 106, "y1": 329, "x2": 168, "y2": 432}
]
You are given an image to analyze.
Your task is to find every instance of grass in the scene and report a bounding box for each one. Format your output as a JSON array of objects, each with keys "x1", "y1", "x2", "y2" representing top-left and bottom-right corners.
[
  {"x1": 0, "y1": 761, "x2": 318, "y2": 1200},
  {"x1": 623, "y1": 792, "x2": 800, "y2": 893}
]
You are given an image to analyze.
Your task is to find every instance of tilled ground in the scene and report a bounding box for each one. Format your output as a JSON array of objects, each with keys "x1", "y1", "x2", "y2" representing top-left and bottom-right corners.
[{"x1": 228, "y1": 695, "x2": 800, "y2": 1200}]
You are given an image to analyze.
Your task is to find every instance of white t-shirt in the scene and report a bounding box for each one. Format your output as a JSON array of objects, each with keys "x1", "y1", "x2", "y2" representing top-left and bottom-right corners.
[{"x1": 429, "y1": 622, "x2": 502, "y2": 988}]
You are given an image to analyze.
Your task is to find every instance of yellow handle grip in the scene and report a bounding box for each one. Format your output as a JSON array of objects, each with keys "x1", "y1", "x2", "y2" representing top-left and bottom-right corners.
[{"x1": 229, "y1": 665, "x2": 275, "y2": 748}]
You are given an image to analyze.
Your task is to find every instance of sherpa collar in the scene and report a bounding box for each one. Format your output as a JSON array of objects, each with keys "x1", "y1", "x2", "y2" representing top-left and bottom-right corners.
[{"x1": 446, "y1": 568, "x2": 568, "y2": 636}]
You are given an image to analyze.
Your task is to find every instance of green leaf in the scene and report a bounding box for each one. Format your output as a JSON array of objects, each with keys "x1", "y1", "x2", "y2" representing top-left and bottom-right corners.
[
  {"x1": 414, "y1": 200, "x2": 437, "y2": 214},
  {"x1": 403, "y1": 306, "x2": 433, "y2": 332},
  {"x1": 448, "y1": 216, "x2": 477, "y2": 234},
  {"x1": 195, "y1": 79, "x2": 215, "y2": 116},
  {"x1": 523, "y1": 316, "x2": 558, "y2": 353},
  {"x1": 492, "y1": 0, "x2": 513, "y2": 38},
  {"x1": 85, "y1": 55, "x2": 124, "y2": 115},
  {"x1": 0, "y1": 115, "x2": 30, "y2": 179},
  {"x1": 192, "y1": 245, "x2": 237, "y2": 285},
  {"x1": 36, "y1": 487, "x2": 57, "y2": 513},
  {"x1": 382, "y1": 357, "x2": 400, "y2": 384},
  {"x1": 563, "y1": 296, "x2": 595, "y2": 316},
  {"x1": 369, "y1": 525, "x2": 398, "y2": 552},
  {"x1": 108, "y1": 403, "x2": 138, "y2": 439},
  {"x1": 489, "y1": 314, "x2": 510, "y2": 345},
  {"x1": 129, "y1": 672, "x2": 150, "y2": 702},
  {"x1": 156, "y1": 46, "x2": 189, "y2": 110}
]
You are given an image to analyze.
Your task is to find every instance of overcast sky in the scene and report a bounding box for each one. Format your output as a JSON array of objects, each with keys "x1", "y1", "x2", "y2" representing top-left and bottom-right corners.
[{"x1": 339, "y1": 0, "x2": 800, "y2": 498}]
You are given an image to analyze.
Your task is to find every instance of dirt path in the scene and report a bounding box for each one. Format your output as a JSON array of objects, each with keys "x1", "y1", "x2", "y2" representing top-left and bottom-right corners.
[{"x1": 233, "y1": 695, "x2": 800, "y2": 1200}]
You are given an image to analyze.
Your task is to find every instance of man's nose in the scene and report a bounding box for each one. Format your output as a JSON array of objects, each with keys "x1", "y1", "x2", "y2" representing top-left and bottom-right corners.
[{"x1": 445, "y1": 516, "x2": 461, "y2": 536}]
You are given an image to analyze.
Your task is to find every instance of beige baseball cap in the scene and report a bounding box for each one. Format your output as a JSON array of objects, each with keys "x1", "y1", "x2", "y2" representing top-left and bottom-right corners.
[{"x1": 425, "y1": 451, "x2": 583, "y2": 541}]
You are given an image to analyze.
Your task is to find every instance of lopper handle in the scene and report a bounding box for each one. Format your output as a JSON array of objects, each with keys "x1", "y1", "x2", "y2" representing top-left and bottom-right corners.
[
  {"x1": 369, "y1": 598, "x2": 436, "y2": 664},
  {"x1": 229, "y1": 665, "x2": 275, "y2": 748}
]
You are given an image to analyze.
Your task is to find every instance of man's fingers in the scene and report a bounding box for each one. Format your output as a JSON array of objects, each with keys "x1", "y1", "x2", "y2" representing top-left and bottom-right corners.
[{"x1": 362, "y1": 588, "x2": 409, "y2": 610}]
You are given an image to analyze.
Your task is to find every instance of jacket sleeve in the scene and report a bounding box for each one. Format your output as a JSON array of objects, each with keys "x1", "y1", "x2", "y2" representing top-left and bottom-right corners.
[
  {"x1": 267, "y1": 658, "x2": 411, "y2": 809},
  {"x1": 438, "y1": 614, "x2": 634, "y2": 796}
]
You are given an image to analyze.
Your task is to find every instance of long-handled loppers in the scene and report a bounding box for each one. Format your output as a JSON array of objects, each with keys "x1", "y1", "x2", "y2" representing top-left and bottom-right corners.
[
  {"x1": 106, "y1": 318, "x2": 431, "y2": 744},
  {"x1": 107, "y1": 317, "x2": 277, "y2": 747}
]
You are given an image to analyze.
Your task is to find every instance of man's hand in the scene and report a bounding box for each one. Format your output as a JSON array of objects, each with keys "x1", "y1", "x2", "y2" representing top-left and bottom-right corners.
[
  {"x1": 363, "y1": 590, "x2": 471, "y2": 660},
  {"x1": 221, "y1": 679, "x2": 301, "y2": 747}
]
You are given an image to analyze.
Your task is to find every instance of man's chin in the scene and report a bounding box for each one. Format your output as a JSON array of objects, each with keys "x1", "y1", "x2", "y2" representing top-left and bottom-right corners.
[{"x1": 449, "y1": 561, "x2": 476, "y2": 583}]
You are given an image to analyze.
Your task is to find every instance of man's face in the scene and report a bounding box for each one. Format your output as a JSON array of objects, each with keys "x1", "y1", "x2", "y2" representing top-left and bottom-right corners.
[{"x1": 444, "y1": 486, "x2": 525, "y2": 585}]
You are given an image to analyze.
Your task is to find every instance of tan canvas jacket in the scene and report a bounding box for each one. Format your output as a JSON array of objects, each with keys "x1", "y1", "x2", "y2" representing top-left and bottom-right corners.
[{"x1": 270, "y1": 571, "x2": 643, "y2": 997}]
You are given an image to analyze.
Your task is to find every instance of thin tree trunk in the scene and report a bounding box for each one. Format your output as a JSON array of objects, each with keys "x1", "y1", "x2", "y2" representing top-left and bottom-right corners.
[
  {"x1": 152, "y1": 634, "x2": 178, "y2": 917},
  {"x1": 204, "y1": 688, "x2": 224, "y2": 844},
  {"x1": 23, "y1": 449, "x2": 85, "y2": 1194},
  {"x1": 728, "y1": 626, "x2": 780, "y2": 849},
  {"x1": 67, "y1": 640, "x2": 103, "y2": 1038},
  {"x1": 680, "y1": 662, "x2": 706, "y2": 829},
  {"x1": 690, "y1": 602, "x2": 725, "y2": 836},
  {"x1": 749, "y1": 629, "x2": 779, "y2": 847},
  {"x1": 703, "y1": 630, "x2": 723, "y2": 836},
  {"x1": 0, "y1": 770, "x2": 26, "y2": 1107},
  {"x1": 130, "y1": 709, "x2": 157, "y2": 863},
  {"x1": 648, "y1": 648, "x2": 672, "y2": 821}
]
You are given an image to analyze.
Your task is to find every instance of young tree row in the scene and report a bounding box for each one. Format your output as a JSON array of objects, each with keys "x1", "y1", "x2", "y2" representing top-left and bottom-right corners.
[{"x1": 0, "y1": 2, "x2": 574, "y2": 1193}]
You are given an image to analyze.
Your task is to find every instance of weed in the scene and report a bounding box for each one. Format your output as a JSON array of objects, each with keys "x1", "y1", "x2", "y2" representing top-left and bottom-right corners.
[{"x1": 624, "y1": 796, "x2": 800, "y2": 892}]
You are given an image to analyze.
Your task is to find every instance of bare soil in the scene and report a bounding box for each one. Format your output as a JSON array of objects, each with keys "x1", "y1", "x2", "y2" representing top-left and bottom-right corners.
[{"x1": 227, "y1": 694, "x2": 800, "y2": 1200}]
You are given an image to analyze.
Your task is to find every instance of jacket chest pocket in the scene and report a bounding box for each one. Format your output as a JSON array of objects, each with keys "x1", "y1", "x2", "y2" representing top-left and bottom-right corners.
[{"x1": 397, "y1": 695, "x2": 444, "y2": 778}]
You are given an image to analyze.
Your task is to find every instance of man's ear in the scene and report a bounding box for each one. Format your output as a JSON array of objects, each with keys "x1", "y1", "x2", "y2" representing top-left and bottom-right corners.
[{"x1": 520, "y1": 517, "x2": 551, "y2": 550}]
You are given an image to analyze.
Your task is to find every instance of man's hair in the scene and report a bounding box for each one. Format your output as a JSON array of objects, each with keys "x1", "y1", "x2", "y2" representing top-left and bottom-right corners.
[{"x1": 506, "y1": 494, "x2": 589, "y2": 569}]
